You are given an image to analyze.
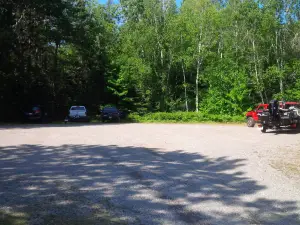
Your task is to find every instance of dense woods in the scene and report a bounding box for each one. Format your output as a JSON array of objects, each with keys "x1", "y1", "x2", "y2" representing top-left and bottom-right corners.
[{"x1": 1, "y1": 0, "x2": 300, "y2": 121}]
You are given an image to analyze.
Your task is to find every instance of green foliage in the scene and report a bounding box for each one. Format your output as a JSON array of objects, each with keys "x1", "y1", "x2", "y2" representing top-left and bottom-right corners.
[
  {"x1": 200, "y1": 59, "x2": 250, "y2": 115},
  {"x1": 99, "y1": 104, "x2": 116, "y2": 110},
  {"x1": 128, "y1": 112, "x2": 245, "y2": 123},
  {"x1": 1, "y1": 0, "x2": 300, "y2": 122},
  {"x1": 0, "y1": 0, "x2": 118, "y2": 120}
]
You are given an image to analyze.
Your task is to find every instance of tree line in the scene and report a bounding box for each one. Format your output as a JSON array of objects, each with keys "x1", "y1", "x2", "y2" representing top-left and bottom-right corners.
[{"x1": 1, "y1": 0, "x2": 300, "y2": 121}]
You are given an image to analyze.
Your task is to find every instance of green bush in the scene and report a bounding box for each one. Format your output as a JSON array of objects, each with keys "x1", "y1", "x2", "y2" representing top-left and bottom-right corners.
[{"x1": 128, "y1": 112, "x2": 245, "y2": 123}]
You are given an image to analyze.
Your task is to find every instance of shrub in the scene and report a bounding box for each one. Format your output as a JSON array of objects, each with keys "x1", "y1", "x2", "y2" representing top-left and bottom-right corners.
[{"x1": 127, "y1": 112, "x2": 244, "y2": 123}]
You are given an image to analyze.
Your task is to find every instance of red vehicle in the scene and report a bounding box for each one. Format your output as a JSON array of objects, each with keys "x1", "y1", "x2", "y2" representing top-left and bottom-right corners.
[
  {"x1": 246, "y1": 104, "x2": 268, "y2": 127},
  {"x1": 246, "y1": 101, "x2": 300, "y2": 127}
]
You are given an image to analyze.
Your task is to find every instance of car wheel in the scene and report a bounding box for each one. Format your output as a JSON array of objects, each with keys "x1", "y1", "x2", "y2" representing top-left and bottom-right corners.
[
  {"x1": 247, "y1": 117, "x2": 255, "y2": 127},
  {"x1": 261, "y1": 126, "x2": 267, "y2": 133}
]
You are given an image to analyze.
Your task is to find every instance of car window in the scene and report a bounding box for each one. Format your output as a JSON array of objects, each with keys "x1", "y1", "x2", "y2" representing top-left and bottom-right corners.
[
  {"x1": 32, "y1": 106, "x2": 40, "y2": 111},
  {"x1": 71, "y1": 106, "x2": 85, "y2": 110},
  {"x1": 257, "y1": 105, "x2": 265, "y2": 110},
  {"x1": 285, "y1": 104, "x2": 299, "y2": 109}
]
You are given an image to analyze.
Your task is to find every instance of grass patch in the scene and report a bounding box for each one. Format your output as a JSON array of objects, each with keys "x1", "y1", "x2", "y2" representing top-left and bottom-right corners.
[
  {"x1": 0, "y1": 203, "x2": 126, "y2": 225},
  {"x1": 36, "y1": 211, "x2": 125, "y2": 225},
  {"x1": 0, "y1": 212, "x2": 29, "y2": 225}
]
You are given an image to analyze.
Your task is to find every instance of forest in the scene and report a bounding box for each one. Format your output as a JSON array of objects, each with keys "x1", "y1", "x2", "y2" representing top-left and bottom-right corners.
[{"x1": 1, "y1": 0, "x2": 300, "y2": 121}]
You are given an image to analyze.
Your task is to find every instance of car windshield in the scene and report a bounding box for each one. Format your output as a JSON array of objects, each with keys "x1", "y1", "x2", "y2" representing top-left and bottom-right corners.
[
  {"x1": 71, "y1": 106, "x2": 85, "y2": 111},
  {"x1": 23, "y1": 106, "x2": 40, "y2": 112},
  {"x1": 257, "y1": 106, "x2": 265, "y2": 110},
  {"x1": 103, "y1": 107, "x2": 118, "y2": 112}
]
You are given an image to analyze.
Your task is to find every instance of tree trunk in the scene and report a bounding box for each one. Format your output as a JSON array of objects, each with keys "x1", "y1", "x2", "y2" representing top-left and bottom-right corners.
[
  {"x1": 196, "y1": 41, "x2": 201, "y2": 112},
  {"x1": 52, "y1": 41, "x2": 59, "y2": 118},
  {"x1": 180, "y1": 32, "x2": 188, "y2": 112},
  {"x1": 154, "y1": 15, "x2": 165, "y2": 109},
  {"x1": 218, "y1": 33, "x2": 223, "y2": 59},
  {"x1": 182, "y1": 59, "x2": 188, "y2": 112},
  {"x1": 280, "y1": 33, "x2": 284, "y2": 97},
  {"x1": 279, "y1": 77, "x2": 283, "y2": 97},
  {"x1": 252, "y1": 39, "x2": 264, "y2": 103},
  {"x1": 218, "y1": 41, "x2": 223, "y2": 59},
  {"x1": 264, "y1": 91, "x2": 268, "y2": 103},
  {"x1": 195, "y1": 27, "x2": 203, "y2": 112},
  {"x1": 235, "y1": 20, "x2": 238, "y2": 59},
  {"x1": 167, "y1": 50, "x2": 172, "y2": 95},
  {"x1": 276, "y1": 29, "x2": 284, "y2": 98}
]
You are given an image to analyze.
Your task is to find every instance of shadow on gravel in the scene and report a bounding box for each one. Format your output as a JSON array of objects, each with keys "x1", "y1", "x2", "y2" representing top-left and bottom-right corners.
[
  {"x1": 265, "y1": 128, "x2": 300, "y2": 135},
  {"x1": 0, "y1": 144, "x2": 299, "y2": 225},
  {"x1": 0, "y1": 122, "x2": 132, "y2": 130}
]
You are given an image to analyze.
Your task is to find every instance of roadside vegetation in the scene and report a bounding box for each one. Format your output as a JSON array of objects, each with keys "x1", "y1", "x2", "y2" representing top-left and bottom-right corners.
[
  {"x1": 128, "y1": 112, "x2": 245, "y2": 124},
  {"x1": 45, "y1": 113, "x2": 244, "y2": 124},
  {"x1": 1, "y1": 0, "x2": 300, "y2": 122}
]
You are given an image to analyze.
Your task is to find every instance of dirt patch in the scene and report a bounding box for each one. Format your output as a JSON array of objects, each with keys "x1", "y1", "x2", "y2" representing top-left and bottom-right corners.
[
  {"x1": 0, "y1": 212, "x2": 28, "y2": 225},
  {"x1": 0, "y1": 203, "x2": 125, "y2": 225},
  {"x1": 270, "y1": 146, "x2": 300, "y2": 179},
  {"x1": 0, "y1": 180, "x2": 127, "y2": 225},
  {"x1": 2, "y1": 124, "x2": 300, "y2": 224}
]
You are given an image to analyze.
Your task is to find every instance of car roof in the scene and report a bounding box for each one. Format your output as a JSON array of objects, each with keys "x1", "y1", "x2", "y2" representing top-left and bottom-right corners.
[
  {"x1": 285, "y1": 102, "x2": 299, "y2": 104},
  {"x1": 103, "y1": 106, "x2": 117, "y2": 109},
  {"x1": 258, "y1": 102, "x2": 300, "y2": 106},
  {"x1": 70, "y1": 106, "x2": 86, "y2": 109},
  {"x1": 103, "y1": 107, "x2": 118, "y2": 110}
]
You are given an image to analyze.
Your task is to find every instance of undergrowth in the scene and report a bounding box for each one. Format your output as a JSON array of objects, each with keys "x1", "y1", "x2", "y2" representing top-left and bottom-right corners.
[{"x1": 127, "y1": 112, "x2": 245, "y2": 123}]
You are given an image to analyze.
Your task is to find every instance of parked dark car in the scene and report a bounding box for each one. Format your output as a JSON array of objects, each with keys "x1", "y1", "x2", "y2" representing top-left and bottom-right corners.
[
  {"x1": 21, "y1": 105, "x2": 49, "y2": 123},
  {"x1": 101, "y1": 107, "x2": 120, "y2": 122}
]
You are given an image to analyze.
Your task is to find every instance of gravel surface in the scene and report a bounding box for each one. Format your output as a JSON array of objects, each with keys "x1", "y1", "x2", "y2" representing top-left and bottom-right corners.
[{"x1": 0, "y1": 123, "x2": 300, "y2": 225}]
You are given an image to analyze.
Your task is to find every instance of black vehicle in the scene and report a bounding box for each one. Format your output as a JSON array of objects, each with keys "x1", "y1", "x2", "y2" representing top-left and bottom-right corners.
[
  {"x1": 259, "y1": 100, "x2": 300, "y2": 133},
  {"x1": 21, "y1": 105, "x2": 49, "y2": 123},
  {"x1": 101, "y1": 107, "x2": 120, "y2": 122}
]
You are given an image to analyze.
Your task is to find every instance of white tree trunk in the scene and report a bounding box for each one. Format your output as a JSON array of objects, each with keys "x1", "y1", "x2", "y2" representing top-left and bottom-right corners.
[
  {"x1": 195, "y1": 28, "x2": 203, "y2": 112},
  {"x1": 252, "y1": 39, "x2": 264, "y2": 103},
  {"x1": 218, "y1": 39, "x2": 223, "y2": 59},
  {"x1": 180, "y1": 32, "x2": 188, "y2": 112},
  {"x1": 196, "y1": 41, "x2": 201, "y2": 112},
  {"x1": 182, "y1": 59, "x2": 188, "y2": 112},
  {"x1": 275, "y1": 30, "x2": 283, "y2": 97},
  {"x1": 280, "y1": 34, "x2": 284, "y2": 97},
  {"x1": 235, "y1": 20, "x2": 238, "y2": 57}
]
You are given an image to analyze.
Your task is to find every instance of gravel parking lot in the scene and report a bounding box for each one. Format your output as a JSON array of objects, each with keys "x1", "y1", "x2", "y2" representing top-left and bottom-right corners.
[{"x1": 1, "y1": 123, "x2": 300, "y2": 225}]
